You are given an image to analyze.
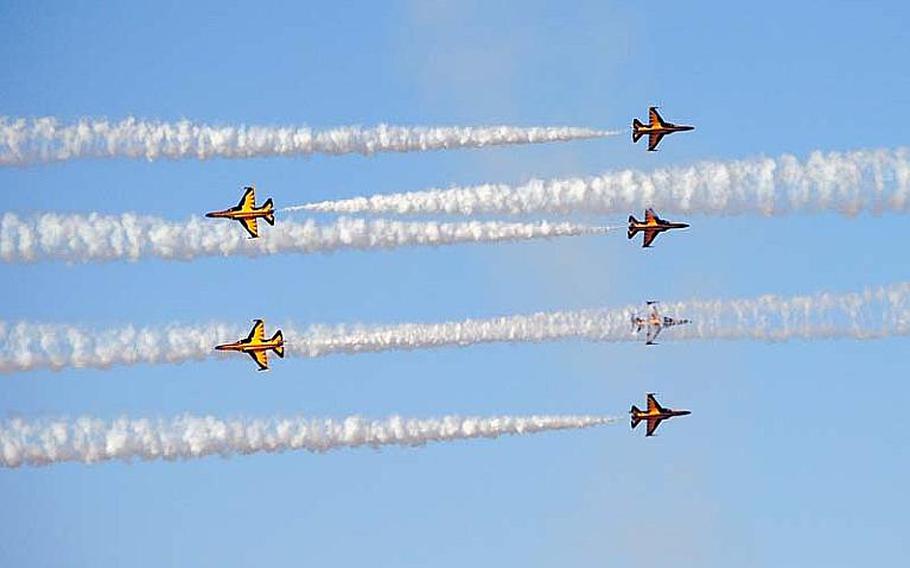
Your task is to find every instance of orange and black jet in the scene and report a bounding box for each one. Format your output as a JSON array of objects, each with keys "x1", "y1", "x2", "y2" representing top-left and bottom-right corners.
[
  {"x1": 631, "y1": 301, "x2": 690, "y2": 345},
  {"x1": 206, "y1": 186, "x2": 275, "y2": 239},
  {"x1": 627, "y1": 208, "x2": 689, "y2": 248},
  {"x1": 630, "y1": 393, "x2": 690, "y2": 437},
  {"x1": 215, "y1": 319, "x2": 285, "y2": 372},
  {"x1": 632, "y1": 107, "x2": 694, "y2": 151}
]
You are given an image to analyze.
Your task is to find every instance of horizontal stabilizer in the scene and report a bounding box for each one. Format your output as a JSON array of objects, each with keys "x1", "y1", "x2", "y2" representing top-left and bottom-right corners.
[
  {"x1": 627, "y1": 216, "x2": 639, "y2": 239},
  {"x1": 632, "y1": 119, "x2": 644, "y2": 143},
  {"x1": 271, "y1": 331, "x2": 285, "y2": 357},
  {"x1": 630, "y1": 406, "x2": 642, "y2": 429},
  {"x1": 262, "y1": 198, "x2": 276, "y2": 226}
]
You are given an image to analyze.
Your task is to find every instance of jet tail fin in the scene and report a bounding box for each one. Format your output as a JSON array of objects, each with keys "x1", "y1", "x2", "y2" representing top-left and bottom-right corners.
[
  {"x1": 262, "y1": 199, "x2": 276, "y2": 225},
  {"x1": 271, "y1": 330, "x2": 285, "y2": 358}
]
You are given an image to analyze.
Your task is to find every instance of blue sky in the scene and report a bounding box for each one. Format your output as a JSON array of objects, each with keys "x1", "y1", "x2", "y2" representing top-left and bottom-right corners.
[{"x1": 1, "y1": 1, "x2": 908, "y2": 566}]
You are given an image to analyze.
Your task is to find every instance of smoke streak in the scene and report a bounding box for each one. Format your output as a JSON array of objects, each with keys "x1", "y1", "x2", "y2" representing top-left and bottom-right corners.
[
  {"x1": 0, "y1": 213, "x2": 612, "y2": 263},
  {"x1": 0, "y1": 116, "x2": 617, "y2": 166},
  {"x1": 0, "y1": 413, "x2": 617, "y2": 468},
  {"x1": 298, "y1": 147, "x2": 910, "y2": 216},
  {"x1": 2, "y1": 283, "x2": 907, "y2": 373}
]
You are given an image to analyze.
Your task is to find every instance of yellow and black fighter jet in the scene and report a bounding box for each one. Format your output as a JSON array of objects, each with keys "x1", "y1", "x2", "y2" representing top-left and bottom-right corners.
[
  {"x1": 631, "y1": 301, "x2": 690, "y2": 345},
  {"x1": 630, "y1": 393, "x2": 691, "y2": 437},
  {"x1": 215, "y1": 319, "x2": 285, "y2": 372},
  {"x1": 205, "y1": 186, "x2": 275, "y2": 239},
  {"x1": 632, "y1": 106, "x2": 694, "y2": 151},
  {"x1": 627, "y1": 208, "x2": 690, "y2": 248}
]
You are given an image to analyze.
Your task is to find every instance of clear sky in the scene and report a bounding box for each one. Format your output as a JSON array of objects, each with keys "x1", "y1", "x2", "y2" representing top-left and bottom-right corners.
[{"x1": 1, "y1": 1, "x2": 909, "y2": 566}]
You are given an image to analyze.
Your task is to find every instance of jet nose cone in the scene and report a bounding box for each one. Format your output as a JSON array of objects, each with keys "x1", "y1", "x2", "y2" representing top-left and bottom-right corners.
[
  {"x1": 679, "y1": 410, "x2": 692, "y2": 416},
  {"x1": 205, "y1": 211, "x2": 219, "y2": 218}
]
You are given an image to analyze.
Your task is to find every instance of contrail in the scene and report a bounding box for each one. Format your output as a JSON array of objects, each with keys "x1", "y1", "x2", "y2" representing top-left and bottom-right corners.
[
  {"x1": 298, "y1": 147, "x2": 910, "y2": 216},
  {"x1": 0, "y1": 116, "x2": 618, "y2": 166},
  {"x1": 0, "y1": 213, "x2": 614, "y2": 263},
  {"x1": 2, "y1": 283, "x2": 906, "y2": 373},
  {"x1": 0, "y1": 413, "x2": 617, "y2": 468}
]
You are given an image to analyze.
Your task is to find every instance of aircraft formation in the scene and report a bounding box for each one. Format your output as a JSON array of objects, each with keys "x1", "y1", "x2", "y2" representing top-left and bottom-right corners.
[{"x1": 207, "y1": 107, "x2": 696, "y2": 436}]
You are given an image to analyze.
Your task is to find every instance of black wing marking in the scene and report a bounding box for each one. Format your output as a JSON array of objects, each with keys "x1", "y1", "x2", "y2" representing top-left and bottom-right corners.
[
  {"x1": 647, "y1": 132, "x2": 666, "y2": 151},
  {"x1": 237, "y1": 186, "x2": 256, "y2": 210},
  {"x1": 248, "y1": 350, "x2": 269, "y2": 371},
  {"x1": 642, "y1": 229, "x2": 660, "y2": 248},
  {"x1": 238, "y1": 217, "x2": 259, "y2": 239},
  {"x1": 244, "y1": 319, "x2": 265, "y2": 343},
  {"x1": 645, "y1": 417, "x2": 664, "y2": 437},
  {"x1": 646, "y1": 325, "x2": 662, "y2": 344},
  {"x1": 648, "y1": 107, "x2": 665, "y2": 127},
  {"x1": 647, "y1": 394, "x2": 665, "y2": 413}
]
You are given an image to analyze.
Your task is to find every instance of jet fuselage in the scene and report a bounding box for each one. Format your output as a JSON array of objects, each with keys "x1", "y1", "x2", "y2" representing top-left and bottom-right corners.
[
  {"x1": 634, "y1": 124, "x2": 694, "y2": 136},
  {"x1": 214, "y1": 338, "x2": 282, "y2": 354},
  {"x1": 634, "y1": 409, "x2": 692, "y2": 420},
  {"x1": 628, "y1": 220, "x2": 690, "y2": 232},
  {"x1": 205, "y1": 206, "x2": 274, "y2": 221}
]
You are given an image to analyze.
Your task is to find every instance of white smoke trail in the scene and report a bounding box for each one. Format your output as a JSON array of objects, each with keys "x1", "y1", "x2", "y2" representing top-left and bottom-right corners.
[
  {"x1": 298, "y1": 147, "x2": 910, "y2": 216},
  {"x1": 2, "y1": 283, "x2": 907, "y2": 373},
  {"x1": 0, "y1": 116, "x2": 618, "y2": 166},
  {"x1": 0, "y1": 413, "x2": 617, "y2": 468},
  {"x1": 0, "y1": 213, "x2": 613, "y2": 263}
]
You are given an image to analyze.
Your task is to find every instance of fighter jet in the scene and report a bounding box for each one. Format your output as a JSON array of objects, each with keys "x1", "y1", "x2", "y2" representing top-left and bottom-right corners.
[
  {"x1": 214, "y1": 319, "x2": 285, "y2": 372},
  {"x1": 630, "y1": 393, "x2": 691, "y2": 437},
  {"x1": 627, "y1": 208, "x2": 689, "y2": 248},
  {"x1": 205, "y1": 186, "x2": 275, "y2": 238},
  {"x1": 630, "y1": 301, "x2": 690, "y2": 345},
  {"x1": 632, "y1": 106, "x2": 694, "y2": 151}
]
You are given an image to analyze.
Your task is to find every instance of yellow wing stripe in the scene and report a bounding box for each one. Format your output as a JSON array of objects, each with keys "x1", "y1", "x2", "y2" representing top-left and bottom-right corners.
[
  {"x1": 239, "y1": 186, "x2": 257, "y2": 211},
  {"x1": 250, "y1": 320, "x2": 266, "y2": 343},
  {"x1": 249, "y1": 350, "x2": 269, "y2": 370},
  {"x1": 239, "y1": 218, "x2": 259, "y2": 238}
]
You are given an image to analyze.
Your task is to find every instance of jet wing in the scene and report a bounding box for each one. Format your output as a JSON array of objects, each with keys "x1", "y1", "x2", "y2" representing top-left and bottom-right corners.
[
  {"x1": 238, "y1": 217, "x2": 259, "y2": 239},
  {"x1": 645, "y1": 417, "x2": 664, "y2": 437},
  {"x1": 237, "y1": 186, "x2": 257, "y2": 211},
  {"x1": 648, "y1": 107, "x2": 665, "y2": 128},
  {"x1": 248, "y1": 350, "x2": 269, "y2": 371},
  {"x1": 245, "y1": 319, "x2": 266, "y2": 343},
  {"x1": 647, "y1": 394, "x2": 665, "y2": 413},
  {"x1": 641, "y1": 228, "x2": 660, "y2": 248},
  {"x1": 647, "y1": 132, "x2": 666, "y2": 152},
  {"x1": 646, "y1": 324, "x2": 662, "y2": 344}
]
